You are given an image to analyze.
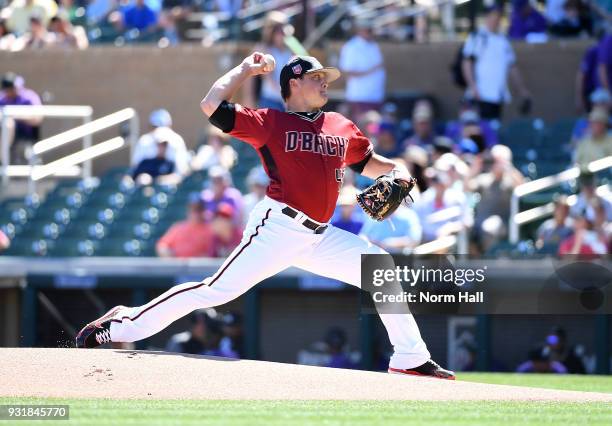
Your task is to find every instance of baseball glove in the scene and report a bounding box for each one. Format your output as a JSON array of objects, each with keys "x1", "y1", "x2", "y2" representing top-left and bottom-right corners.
[{"x1": 356, "y1": 175, "x2": 417, "y2": 221}]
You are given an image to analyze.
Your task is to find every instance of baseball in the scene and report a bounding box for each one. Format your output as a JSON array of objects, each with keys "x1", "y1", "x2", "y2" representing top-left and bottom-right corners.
[{"x1": 262, "y1": 54, "x2": 276, "y2": 71}]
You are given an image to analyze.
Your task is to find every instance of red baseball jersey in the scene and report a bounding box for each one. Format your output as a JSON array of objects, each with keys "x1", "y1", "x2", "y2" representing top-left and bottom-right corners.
[{"x1": 228, "y1": 105, "x2": 373, "y2": 223}]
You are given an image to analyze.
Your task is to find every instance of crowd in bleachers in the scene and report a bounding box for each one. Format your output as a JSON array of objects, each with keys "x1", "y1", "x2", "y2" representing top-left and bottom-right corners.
[
  {"x1": 0, "y1": 92, "x2": 609, "y2": 257},
  {"x1": 0, "y1": 0, "x2": 611, "y2": 50},
  {"x1": 1, "y1": 3, "x2": 611, "y2": 258}
]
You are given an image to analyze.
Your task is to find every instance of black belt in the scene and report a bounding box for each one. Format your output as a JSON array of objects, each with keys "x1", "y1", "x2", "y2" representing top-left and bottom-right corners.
[{"x1": 282, "y1": 206, "x2": 328, "y2": 234}]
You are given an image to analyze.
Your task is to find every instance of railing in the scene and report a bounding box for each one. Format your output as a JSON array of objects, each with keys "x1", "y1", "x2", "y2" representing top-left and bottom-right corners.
[
  {"x1": 509, "y1": 156, "x2": 612, "y2": 244},
  {"x1": 1, "y1": 105, "x2": 93, "y2": 186},
  {"x1": 411, "y1": 205, "x2": 469, "y2": 255},
  {"x1": 1, "y1": 106, "x2": 139, "y2": 192},
  {"x1": 27, "y1": 108, "x2": 138, "y2": 193}
]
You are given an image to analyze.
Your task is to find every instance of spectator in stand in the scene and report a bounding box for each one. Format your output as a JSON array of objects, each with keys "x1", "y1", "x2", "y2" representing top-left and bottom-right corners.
[
  {"x1": 574, "y1": 108, "x2": 612, "y2": 167},
  {"x1": 200, "y1": 166, "x2": 244, "y2": 224},
  {"x1": 297, "y1": 327, "x2": 359, "y2": 369},
  {"x1": 572, "y1": 88, "x2": 612, "y2": 142},
  {"x1": 86, "y1": 0, "x2": 117, "y2": 27},
  {"x1": 462, "y1": 5, "x2": 531, "y2": 120},
  {"x1": 373, "y1": 122, "x2": 401, "y2": 158},
  {"x1": 402, "y1": 144, "x2": 429, "y2": 192},
  {"x1": 132, "y1": 109, "x2": 190, "y2": 176},
  {"x1": 570, "y1": 172, "x2": 612, "y2": 222},
  {"x1": 431, "y1": 136, "x2": 454, "y2": 164},
  {"x1": 597, "y1": 30, "x2": 612, "y2": 92},
  {"x1": 47, "y1": 13, "x2": 88, "y2": 49},
  {"x1": 56, "y1": 0, "x2": 81, "y2": 24},
  {"x1": 549, "y1": 0, "x2": 586, "y2": 37},
  {"x1": 242, "y1": 166, "x2": 269, "y2": 224},
  {"x1": 0, "y1": 72, "x2": 42, "y2": 164},
  {"x1": 5, "y1": 0, "x2": 58, "y2": 35},
  {"x1": 119, "y1": 0, "x2": 159, "y2": 35},
  {"x1": 445, "y1": 103, "x2": 499, "y2": 151},
  {"x1": 509, "y1": 0, "x2": 548, "y2": 41},
  {"x1": 535, "y1": 195, "x2": 574, "y2": 253},
  {"x1": 21, "y1": 15, "x2": 55, "y2": 49},
  {"x1": 593, "y1": 198, "x2": 612, "y2": 251},
  {"x1": 331, "y1": 185, "x2": 364, "y2": 235},
  {"x1": 131, "y1": 139, "x2": 181, "y2": 185},
  {"x1": 166, "y1": 308, "x2": 238, "y2": 358},
  {"x1": 158, "y1": 0, "x2": 192, "y2": 45},
  {"x1": 468, "y1": 145, "x2": 525, "y2": 253},
  {"x1": 243, "y1": 11, "x2": 294, "y2": 111},
  {"x1": 558, "y1": 215, "x2": 608, "y2": 255},
  {"x1": 155, "y1": 195, "x2": 214, "y2": 258},
  {"x1": 576, "y1": 43, "x2": 604, "y2": 114},
  {"x1": 360, "y1": 205, "x2": 422, "y2": 253},
  {"x1": 0, "y1": 18, "x2": 18, "y2": 50},
  {"x1": 210, "y1": 203, "x2": 243, "y2": 258},
  {"x1": 0, "y1": 229, "x2": 10, "y2": 252},
  {"x1": 338, "y1": 18, "x2": 386, "y2": 121},
  {"x1": 403, "y1": 101, "x2": 437, "y2": 148},
  {"x1": 323, "y1": 327, "x2": 359, "y2": 369},
  {"x1": 219, "y1": 312, "x2": 244, "y2": 358},
  {"x1": 546, "y1": 327, "x2": 587, "y2": 374},
  {"x1": 414, "y1": 166, "x2": 472, "y2": 243},
  {"x1": 516, "y1": 346, "x2": 568, "y2": 373},
  {"x1": 546, "y1": 0, "x2": 567, "y2": 25},
  {"x1": 191, "y1": 126, "x2": 237, "y2": 172}
]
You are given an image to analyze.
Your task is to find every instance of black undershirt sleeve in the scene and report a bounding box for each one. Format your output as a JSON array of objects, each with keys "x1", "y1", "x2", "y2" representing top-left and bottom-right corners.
[
  {"x1": 348, "y1": 152, "x2": 372, "y2": 174},
  {"x1": 208, "y1": 100, "x2": 236, "y2": 133}
]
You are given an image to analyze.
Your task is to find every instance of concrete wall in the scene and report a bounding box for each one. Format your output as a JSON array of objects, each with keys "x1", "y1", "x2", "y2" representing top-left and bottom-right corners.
[{"x1": 1, "y1": 40, "x2": 589, "y2": 175}]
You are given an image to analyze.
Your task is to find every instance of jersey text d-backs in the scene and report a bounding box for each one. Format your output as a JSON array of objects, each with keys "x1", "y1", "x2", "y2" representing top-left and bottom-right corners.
[{"x1": 210, "y1": 102, "x2": 373, "y2": 222}]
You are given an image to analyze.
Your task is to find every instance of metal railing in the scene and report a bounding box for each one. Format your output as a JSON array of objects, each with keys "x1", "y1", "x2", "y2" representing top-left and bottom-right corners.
[
  {"x1": 1, "y1": 105, "x2": 93, "y2": 185},
  {"x1": 28, "y1": 108, "x2": 138, "y2": 192},
  {"x1": 1, "y1": 106, "x2": 139, "y2": 192},
  {"x1": 509, "y1": 156, "x2": 612, "y2": 244},
  {"x1": 411, "y1": 205, "x2": 469, "y2": 254}
]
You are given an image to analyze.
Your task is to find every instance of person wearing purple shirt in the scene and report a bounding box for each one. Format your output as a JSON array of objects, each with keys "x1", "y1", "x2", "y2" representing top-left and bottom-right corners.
[
  {"x1": 445, "y1": 109, "x2": 499, "y2": 151},
  {"x1": 0, "y1": 72, "x2": 43, "y2": 164},
  {"x1": 577, "y1": 44, "x2": 600, "y2": 112},
  {"x1": 122, "y1": 0, "x2": 158, "y2": 32},
  {"x1": 200, "y1": 166, "x2": 244, "y2": 225},
  {"x1": 597, "y1": 33, "x2": 612, "y2": 92},
  {"x1": 330, "y1": 187, "x2": 365, "y2": 235},
  {"x1": 508, "y1": 0, "x2": 547, "y2": 40}
]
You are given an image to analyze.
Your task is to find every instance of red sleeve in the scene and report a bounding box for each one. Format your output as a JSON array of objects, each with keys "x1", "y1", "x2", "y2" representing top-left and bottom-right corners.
[
  {"x1": 345, "y1": 123, "x2": 374, "y2": 166},
  {"x1": 228, "y1": 104, "x2": 273, "y2": 148},
  {"x1": 156, "y1": 224, "x2": 180, "y2": 250}
]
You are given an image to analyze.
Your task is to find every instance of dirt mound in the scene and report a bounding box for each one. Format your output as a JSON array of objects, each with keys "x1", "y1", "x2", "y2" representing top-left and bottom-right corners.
[{"x1": 1, "y1": 348, "x2": 610, "y2": 401}]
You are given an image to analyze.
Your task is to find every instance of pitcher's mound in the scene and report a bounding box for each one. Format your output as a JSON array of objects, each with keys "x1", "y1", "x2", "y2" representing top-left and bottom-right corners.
[{"x1": 1, "y1": 348, "x2": 609, "y2": 401}]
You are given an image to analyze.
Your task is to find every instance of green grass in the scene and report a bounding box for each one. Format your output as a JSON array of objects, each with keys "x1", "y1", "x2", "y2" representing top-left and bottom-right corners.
[
  {"x1": 0, "y1": 399, "x2": 611, "y2": 426},
  {"x1": 458, "y1": 373, "x2": 612, "y2": 393}
]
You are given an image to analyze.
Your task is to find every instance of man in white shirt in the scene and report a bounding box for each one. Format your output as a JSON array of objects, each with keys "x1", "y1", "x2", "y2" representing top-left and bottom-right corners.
[
  {"x1": 461, "y1": 5, "x2": 531, "y2": 120},
  {"x1": 131, "y1": 108, "x2": 191, "y2": 176},
  {"x1": 338, "y1": 19, "x2": 386, "y2": 121}
]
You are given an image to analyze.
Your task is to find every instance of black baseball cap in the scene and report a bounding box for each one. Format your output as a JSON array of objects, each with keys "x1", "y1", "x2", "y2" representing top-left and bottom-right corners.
[
  {"x1": 1, "y1": 72, "x2": 17, "y2": 89},
  {"x1": 279, "y1": 56, "x2": 341, "y2": 97}
]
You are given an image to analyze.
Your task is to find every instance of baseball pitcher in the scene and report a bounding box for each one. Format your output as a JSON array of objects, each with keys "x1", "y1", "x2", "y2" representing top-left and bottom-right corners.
[{"x1": 76, "y1": 53, "x2": 454, "y2": 379}]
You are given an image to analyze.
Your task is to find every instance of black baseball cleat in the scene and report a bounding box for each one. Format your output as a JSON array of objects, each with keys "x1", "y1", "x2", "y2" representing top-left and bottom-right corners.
[
  {"x1": 75, "y1": 306, "x2": 124, "y2": 349},
  {"x1": 388, "y1": 360, "x2": 456, "y2": 380}
]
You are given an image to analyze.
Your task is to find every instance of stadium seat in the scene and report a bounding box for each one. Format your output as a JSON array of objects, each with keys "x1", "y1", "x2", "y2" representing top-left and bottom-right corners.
[
  {"x1": 499, "y1": 118, "x2": 545, "y2": 150},
  {"x1": 96, "y1": 238, "x2": 151, "y2": 257},
  {"x1": 47, "y1": 238, "x2": 99, "y2": 257},
  {"x1": 62, "y1": 220, "x2": 108, "y2": 240},
  {"x1": 4, "y1": 238, "x2": 53, "y2": 257}
]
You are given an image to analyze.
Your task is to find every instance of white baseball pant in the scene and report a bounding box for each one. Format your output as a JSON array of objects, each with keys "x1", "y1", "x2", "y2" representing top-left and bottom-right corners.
[{"x1": 109, "y1": 196, "x2": 431, "y2": 369}]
